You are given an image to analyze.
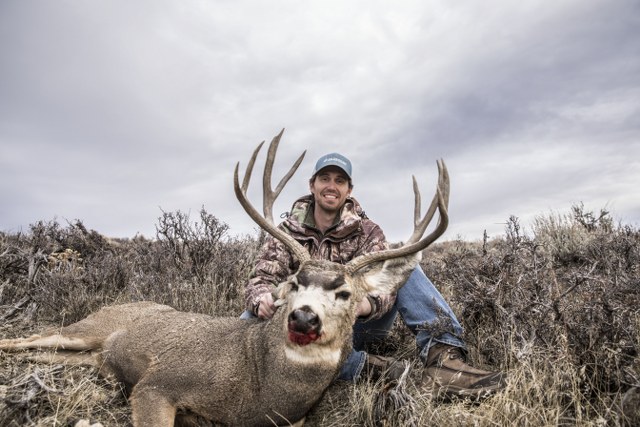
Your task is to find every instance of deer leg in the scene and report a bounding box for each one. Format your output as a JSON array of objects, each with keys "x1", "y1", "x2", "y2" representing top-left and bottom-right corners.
[
  {"x1": 0, "y1": 333, "x2": 95, "y2": 351},
  {"x1": 27, "y1": 350, "x2": 99, "y2": 366},
  {"x1": 130, "y1": 387, "x2": 177, "y2": 427}
]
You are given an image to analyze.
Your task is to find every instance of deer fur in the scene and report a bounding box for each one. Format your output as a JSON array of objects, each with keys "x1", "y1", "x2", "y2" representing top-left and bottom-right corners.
[{"x1": 0, "y1": 255, "x2": 420, "y2": 426}]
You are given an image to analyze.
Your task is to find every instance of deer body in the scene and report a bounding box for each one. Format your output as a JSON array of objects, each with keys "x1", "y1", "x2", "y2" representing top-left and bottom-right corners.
[
  {"x1": 106, "y1": 302, "x2": 347, "y2": 425},
  {"x1": 0, "y1": 261, "x2": 396, "y2": 426},
  {"x1": 0, "y1": 130, "x2": 450, "y2": 426},
  {"x1": 2, "y1": 303, "x2": 346, "y2": 426}
]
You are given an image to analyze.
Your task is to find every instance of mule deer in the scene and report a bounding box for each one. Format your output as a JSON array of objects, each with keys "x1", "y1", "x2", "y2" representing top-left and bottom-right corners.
[{"x1": 0, "y1": 129, "x2": 450, "y2": 427}]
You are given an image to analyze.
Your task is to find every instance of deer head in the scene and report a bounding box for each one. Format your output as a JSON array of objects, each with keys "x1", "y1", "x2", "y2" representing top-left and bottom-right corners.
[{"x1": 234, "y1": 129, "x2": 449, "y2": 364}]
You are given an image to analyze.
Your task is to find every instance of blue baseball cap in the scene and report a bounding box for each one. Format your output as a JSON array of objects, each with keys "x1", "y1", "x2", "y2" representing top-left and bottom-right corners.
[{"x1": 312, "y1": 153, "x2": 352, "y2": 179}]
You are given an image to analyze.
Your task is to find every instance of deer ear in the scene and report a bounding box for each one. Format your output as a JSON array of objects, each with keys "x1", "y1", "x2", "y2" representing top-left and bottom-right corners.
[
  {"x1": 273, "y1": 275, "x2": 299, "y2": 302},
  {"x1": 356, "y1": 251, "x2": 422, "y2": 295},
  {"x1": 272, "y1": 282, "x2": 288, "y2": 305}
]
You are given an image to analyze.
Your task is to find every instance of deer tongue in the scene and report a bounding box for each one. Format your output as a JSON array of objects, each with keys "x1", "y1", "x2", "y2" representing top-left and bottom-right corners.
[{"x1": 288, "y1": 330, "x2": 320, "y2": 346}]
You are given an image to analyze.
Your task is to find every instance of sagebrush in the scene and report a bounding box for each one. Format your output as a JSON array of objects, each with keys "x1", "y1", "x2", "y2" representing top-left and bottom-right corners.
[{"x1": 0, "y1": 205, "x2": 638, "y2": 426}]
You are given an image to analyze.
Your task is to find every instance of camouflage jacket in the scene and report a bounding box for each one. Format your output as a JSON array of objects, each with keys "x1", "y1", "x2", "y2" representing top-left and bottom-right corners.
[{"x1": 245, "y1": 195, "x2": 396, "y2": 320}]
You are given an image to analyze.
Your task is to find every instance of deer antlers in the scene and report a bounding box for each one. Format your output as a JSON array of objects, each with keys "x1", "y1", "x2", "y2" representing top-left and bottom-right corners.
[
  {"x1": 234, "y1": 129, "x2": 311, "y2": 264},
  {"x1": 345, "y1": 160, "x2": 449, "y2": 273},
  {"x1": 234, "y1": 129, "x2": 450, "y2": 272}
]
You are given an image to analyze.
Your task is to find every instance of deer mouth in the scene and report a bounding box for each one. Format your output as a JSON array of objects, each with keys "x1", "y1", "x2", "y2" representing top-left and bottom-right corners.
[
  {"x1": 287, "y1": 329, "x2": 320, "y2": 346},
  {"x1": 287, "y1": 307, "x2": 322, "y2": 346}
]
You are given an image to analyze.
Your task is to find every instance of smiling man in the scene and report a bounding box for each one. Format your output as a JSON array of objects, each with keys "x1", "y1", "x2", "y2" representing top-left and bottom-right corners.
[
  {"x1": 243, "y1": 152, "x2": 506, "y2": 399},
  {"x1": 307, "y1": 155, "x2": 353, "y2": 231}
]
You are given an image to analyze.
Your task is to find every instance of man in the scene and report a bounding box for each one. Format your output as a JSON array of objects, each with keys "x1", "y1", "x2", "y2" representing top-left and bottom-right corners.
[{"x1": 243, "y1": 152, "x2": 506, "y2": 399}]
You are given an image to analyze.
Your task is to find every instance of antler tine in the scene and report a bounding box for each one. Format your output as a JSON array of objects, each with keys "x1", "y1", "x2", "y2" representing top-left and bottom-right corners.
[
  {"x1": 432, "y1": 159, "x2": 450, "y2": 206},
  {"x1": 241, "y1": 141, "x2": 266, "y2": 193},
  {"x1": 407, "y1": 159, "x2": 448, "y2": 244},
  {"x1": 262, "y1": 129, "x2": 306, "y2": 224},
  {"x1": 346, "y1": 160, "x2": 450, "y2": 274},
  {"x1": 234, "y1": 130, "x2": 311, "y2": 264},
  {"x1": 413, "y1": 175, "x2": 421, "y2": 234}
]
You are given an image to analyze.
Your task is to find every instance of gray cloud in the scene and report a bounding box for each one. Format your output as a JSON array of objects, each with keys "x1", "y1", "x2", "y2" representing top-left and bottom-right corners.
[{"x1": 1, "y1": 0, "x2": 638, "y2": 242}]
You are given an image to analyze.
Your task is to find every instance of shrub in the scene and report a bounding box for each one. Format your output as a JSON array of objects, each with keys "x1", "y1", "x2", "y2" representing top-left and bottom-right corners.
[{"x1": 1, "y1": 204, "x2": 638, "y2": 426}]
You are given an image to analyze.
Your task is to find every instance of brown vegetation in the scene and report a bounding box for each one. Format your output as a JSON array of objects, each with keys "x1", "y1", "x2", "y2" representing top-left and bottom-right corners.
[{"x1": 1, "y1": 204, "x2": 638, "y2": 426}]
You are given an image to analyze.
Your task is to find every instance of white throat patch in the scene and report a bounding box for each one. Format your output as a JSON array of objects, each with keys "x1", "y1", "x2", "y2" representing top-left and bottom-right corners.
[{"x1": 284, "y1": 344, "x2": 341, "y2": 366}]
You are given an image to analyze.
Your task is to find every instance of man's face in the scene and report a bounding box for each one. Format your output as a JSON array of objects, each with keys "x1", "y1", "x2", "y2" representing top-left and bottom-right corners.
[{"x1": 309, "y1": 166, "x2": 352, "y2": 214}]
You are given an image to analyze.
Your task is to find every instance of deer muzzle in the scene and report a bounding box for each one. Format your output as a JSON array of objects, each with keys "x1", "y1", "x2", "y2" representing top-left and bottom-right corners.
[{"x1": 287, "y1": 306, "x2": 321, "y2": 346}]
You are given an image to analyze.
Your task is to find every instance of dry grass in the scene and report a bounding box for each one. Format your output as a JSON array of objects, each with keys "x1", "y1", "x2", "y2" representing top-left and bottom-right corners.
[
  {"x1": 0, "y1": 356, "x2": 128, "y2": 426},
  {"x1": 1, "y1": 205, "x2": 638, "y2": 426}
]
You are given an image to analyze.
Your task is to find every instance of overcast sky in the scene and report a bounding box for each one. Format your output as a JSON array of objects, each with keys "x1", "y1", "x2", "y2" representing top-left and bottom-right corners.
[{"x1": 1, "y1": 0, "x2": 638, "y2": 243}]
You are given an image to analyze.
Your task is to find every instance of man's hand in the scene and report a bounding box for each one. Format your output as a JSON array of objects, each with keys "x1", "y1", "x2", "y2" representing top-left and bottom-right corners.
[
  {"x1": 356, "y1": 297, "x2": 372, "y2": 317},
  {"x1": 257, "y1": 292, "x2": 277, "y2": 319},
  {"x1": 356, "y1": 293, "x2": 396, "y2": 318}
]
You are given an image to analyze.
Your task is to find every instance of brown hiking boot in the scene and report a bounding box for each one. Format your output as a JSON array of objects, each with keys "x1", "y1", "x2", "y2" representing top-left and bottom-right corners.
[
  {"x1": 365, "y1": 354, "x2": 409, "y2": 383},
  {"x1": 422, "y1": 344, "x2": 506, "y2": 400}
]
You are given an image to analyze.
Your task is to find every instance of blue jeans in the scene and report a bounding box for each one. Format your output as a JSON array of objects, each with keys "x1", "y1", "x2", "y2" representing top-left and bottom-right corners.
[
  {"x1": 240, "y1": 267, "x2": 466, "y2": 382},
  {"x1": 338, "y1": 267, "x2": 466, "y2": 381}
]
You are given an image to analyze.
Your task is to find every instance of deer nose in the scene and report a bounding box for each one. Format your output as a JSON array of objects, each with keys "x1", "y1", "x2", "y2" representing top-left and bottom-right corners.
[{"x1": 288, "y1": 306, "x2": 321, "y2": 334}]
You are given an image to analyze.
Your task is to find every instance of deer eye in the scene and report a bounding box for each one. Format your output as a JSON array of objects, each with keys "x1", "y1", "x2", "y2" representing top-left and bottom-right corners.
[{"x1": 335, "y1": 291, "x2": 351, "y2": 300}]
